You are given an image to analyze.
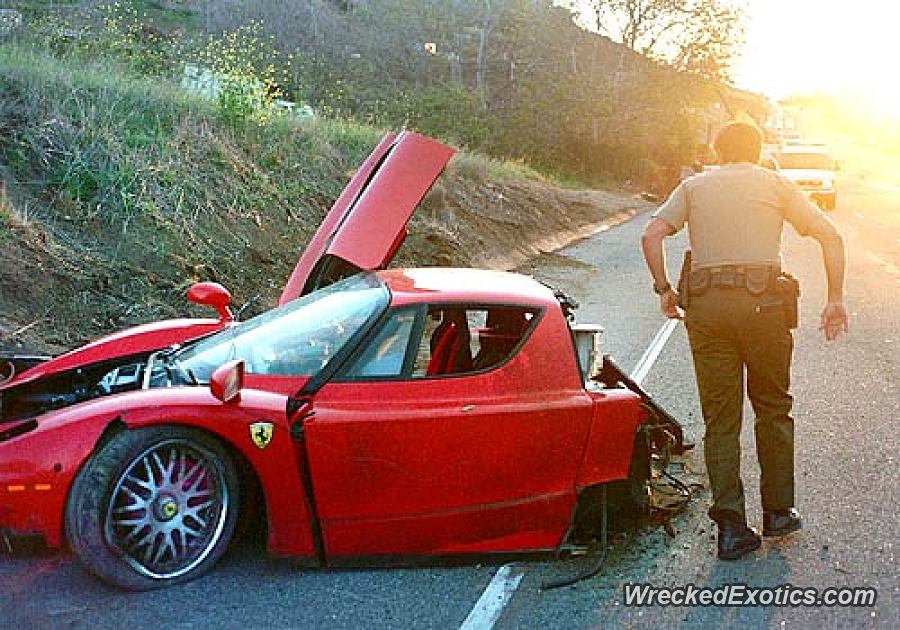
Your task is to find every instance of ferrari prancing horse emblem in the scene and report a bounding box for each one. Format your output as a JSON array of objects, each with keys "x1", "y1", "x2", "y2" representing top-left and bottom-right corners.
[{"x1": 250, "y1": 421, "x2": 274, "y2": 449}]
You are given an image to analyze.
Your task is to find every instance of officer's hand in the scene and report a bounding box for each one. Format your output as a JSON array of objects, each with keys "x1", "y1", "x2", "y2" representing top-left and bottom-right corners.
[
  {"x1": 819, "y1": 300, "x2": 849, "y2": 340},
  {"x1": 660, "y1": 289, "x2": 684, "y2": 320}
]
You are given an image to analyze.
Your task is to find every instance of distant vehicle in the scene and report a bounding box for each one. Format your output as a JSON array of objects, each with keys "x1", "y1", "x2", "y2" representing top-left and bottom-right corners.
[{"x1": 768, "y1": 145, "x2": 840, "y2": 211}]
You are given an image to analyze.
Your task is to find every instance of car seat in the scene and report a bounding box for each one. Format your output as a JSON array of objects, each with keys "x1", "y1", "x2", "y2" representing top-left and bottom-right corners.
[{"x1": 426, "y1": 309, "x2": 472, "y2": 375}]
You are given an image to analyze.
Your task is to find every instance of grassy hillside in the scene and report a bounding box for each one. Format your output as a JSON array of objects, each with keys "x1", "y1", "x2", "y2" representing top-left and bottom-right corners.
[
  {"x1": 0, "y1": 44, "x2": 386, "y2": 349},
  {"x1": 0, "y1": 43, "x2": 642, "y2": 354},
  {"x1": 3, "y1": 0, "x2": 756, "y2": 190}
]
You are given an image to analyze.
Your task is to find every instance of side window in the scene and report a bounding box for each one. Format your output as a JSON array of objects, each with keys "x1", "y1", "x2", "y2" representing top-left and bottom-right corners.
[
  {"x1": 411, "y1": 306, "x2": 537, "y2": 377},
  {"x1": 343, "y1": 308, "x2": 418, "y2": 378}
]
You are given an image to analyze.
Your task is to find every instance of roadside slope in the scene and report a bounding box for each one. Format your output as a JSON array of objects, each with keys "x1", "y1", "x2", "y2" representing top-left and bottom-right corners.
[{"x1": 0, "y1": 45, "x2": 650, "y2": 354}]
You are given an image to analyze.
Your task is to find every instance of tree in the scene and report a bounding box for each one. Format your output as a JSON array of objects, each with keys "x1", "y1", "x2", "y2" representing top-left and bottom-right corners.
[
  {"x1": 586, "y1": 0, "x2": 745, "y2": 81},
  {"x1": 192, "y1": 0, "x2": 747, "y2": 186}
]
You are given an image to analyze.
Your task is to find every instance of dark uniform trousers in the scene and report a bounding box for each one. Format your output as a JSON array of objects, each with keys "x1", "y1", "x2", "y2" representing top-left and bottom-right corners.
[{"x1": 685, "y1": 287, "x2": 795, "y2": 521}]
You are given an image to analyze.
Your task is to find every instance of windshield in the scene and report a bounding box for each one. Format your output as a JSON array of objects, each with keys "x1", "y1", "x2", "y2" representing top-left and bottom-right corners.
[
  {"x1": 776, "y1": 152, "x2": 835, "y2": 170},
  {"x1": 176, "y1": 274, "x2": 388, "y2": 381}
]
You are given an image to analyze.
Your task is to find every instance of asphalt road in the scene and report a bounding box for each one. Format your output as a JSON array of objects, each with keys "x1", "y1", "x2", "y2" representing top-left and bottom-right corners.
[
  {"x1": 1, "y1": 174, "x2": 896, "y2": 628},
  {"x1": 508, "y1": 172, "x2": 898, "y2": 628}
]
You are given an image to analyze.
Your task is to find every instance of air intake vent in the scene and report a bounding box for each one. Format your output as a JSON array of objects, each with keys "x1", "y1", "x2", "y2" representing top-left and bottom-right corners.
[{"x1": 0, "y1": 419, "x2": 37, "y2": 443}]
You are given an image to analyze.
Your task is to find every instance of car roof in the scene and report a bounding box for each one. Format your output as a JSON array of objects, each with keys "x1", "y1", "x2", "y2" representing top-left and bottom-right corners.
[{"x1": 376, "y1": 268, "x2": 558, "y2": 307}]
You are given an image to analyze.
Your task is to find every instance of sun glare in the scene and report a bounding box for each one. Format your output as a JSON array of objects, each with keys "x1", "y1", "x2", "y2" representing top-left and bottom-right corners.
[{"x1": 735, "y1": 0, "x2": 900, "y2": 115}]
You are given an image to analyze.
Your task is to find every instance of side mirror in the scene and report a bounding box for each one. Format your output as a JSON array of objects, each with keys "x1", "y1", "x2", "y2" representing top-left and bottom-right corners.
[
  {"x1": 187, "y1": 282, "x2": 233, "y2": 322},
  {"x1": 210, "y1": 360, "x2": 244, "y2": 403}
]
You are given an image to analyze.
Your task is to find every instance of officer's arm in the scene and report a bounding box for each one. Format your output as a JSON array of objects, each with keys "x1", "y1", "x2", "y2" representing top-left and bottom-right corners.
[
  {"x1": 641, "y1": 217, "x2": 677, "y2": 291},
  {"x1": 781, "y1": 178, "x2": 849, "y2": 340},
  {"x1": 808, "y1": 216, "x2": 849, "y2": 340},
  {"x1": 641, "y1": 218, "x2": 682, "y2": 319},
  {"x1": 809, "y1": 219, "x2": 846, "y2": 302}
]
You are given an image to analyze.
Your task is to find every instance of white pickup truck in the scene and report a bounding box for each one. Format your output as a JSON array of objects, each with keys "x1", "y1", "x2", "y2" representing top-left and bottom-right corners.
[{"x1": 766, "y1": 144, "x2": 840, "y2": 211}]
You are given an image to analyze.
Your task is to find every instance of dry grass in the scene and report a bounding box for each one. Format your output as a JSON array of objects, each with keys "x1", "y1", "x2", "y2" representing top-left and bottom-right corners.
[{"x1": 450, "y1": 151, "x2": 546, "y2": 183}]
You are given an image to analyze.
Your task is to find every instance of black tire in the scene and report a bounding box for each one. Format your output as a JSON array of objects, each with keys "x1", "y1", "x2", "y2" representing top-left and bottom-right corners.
[{"x1": 65, "y1": 426, "x2": 239, "y2": 591}]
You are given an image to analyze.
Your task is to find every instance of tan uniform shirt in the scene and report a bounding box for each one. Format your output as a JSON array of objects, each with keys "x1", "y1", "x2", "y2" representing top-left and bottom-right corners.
[{"x1": 654, "y1": 162, "x2": 838, "y2": 269}]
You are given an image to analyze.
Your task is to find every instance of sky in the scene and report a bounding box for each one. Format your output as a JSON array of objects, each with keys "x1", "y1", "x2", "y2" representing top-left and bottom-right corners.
[
  {"x1": 733, "y1": 0, "x2": 900, "y2": 111},
  {"x1": 569, "y1": 1, "x2": 900, "y2": 113}
]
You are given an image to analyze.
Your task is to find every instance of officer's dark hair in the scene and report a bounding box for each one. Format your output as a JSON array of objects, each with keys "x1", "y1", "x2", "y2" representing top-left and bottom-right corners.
[{"x1": 714, "y1": 121, "x2": 762, "y2": 164}]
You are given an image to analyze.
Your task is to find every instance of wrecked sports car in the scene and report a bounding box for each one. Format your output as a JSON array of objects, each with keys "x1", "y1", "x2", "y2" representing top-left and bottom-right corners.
[{"x1": 0, "y1": 131, "x2": 683, "y2": 590}]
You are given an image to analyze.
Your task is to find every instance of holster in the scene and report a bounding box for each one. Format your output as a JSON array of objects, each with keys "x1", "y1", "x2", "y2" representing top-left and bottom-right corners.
[
  {"x1": 776, "y1": 272, "x2": 801, "y2": 329},
  {"x1": 676, "y1": 250, "x2": 692, "y2": 310}
]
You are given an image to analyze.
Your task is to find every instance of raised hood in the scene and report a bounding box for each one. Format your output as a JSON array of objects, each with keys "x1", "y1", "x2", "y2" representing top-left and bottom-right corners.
[{"x1": 279, "y1": 131, "x2": 455, "y2": 305}]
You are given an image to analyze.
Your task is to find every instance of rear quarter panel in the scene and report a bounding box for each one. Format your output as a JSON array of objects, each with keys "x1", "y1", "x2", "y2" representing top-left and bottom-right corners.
[{"x1": 575, "y1": 389, "x2": 646, "y2": 487}]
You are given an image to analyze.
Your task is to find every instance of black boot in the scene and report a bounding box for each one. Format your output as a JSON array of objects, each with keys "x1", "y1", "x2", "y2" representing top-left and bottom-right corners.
[
  {"x1": 763, "y1": 508, "x2": 802, "y2": 537},
  {"x1": 713, "y1": 515, "x2": 761, "y2": 560}
]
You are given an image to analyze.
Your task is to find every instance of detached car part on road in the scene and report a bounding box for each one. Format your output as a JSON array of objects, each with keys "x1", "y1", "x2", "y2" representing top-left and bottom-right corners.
[{"x1": 0, "y1": 131, "x2": 684, "y2": 590}]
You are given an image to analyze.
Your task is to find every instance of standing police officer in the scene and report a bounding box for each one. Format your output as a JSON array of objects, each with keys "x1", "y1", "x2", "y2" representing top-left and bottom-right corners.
[{"x1": 640, "y1": 122, "x2": 849, "y2": 560}]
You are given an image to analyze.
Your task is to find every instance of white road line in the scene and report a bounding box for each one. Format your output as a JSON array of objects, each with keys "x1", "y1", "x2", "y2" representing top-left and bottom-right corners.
[
  {"x1": 460, "y1": 564, "x2": 525, "y2": 630},
  {"x1": 630, "y1": 318, "x2": 680, "y2": 386}
]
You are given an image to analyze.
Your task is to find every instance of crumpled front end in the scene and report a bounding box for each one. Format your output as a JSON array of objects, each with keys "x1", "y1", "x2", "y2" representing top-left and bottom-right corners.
[{"x1": 0, "y1": 354, "x2": 149, "y2": 425}]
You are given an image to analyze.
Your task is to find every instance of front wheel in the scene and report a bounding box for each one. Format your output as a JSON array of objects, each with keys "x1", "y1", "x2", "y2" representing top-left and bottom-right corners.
[{"x1": 65, "y1": 426, "x2": 239, "y2": 590}]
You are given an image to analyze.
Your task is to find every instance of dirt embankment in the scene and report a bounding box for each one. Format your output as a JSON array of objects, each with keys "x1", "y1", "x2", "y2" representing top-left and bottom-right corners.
[
  {"x1": 0, "y1": 172, "x2": 652, "y2": 356},
  {"x1": 403, "y1": 174, "x2": 651, "y2": 271}
]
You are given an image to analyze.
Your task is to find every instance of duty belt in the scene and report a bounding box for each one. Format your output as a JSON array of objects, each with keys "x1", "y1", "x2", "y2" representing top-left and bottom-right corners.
[{"x1": 687, "y1": 264, "x2": 780, "y2": 296}]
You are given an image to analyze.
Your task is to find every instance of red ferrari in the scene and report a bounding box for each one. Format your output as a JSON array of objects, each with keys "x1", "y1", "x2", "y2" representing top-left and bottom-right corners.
[{"x1": 0, "y1": 131, "x2": 683, "y2": 590}]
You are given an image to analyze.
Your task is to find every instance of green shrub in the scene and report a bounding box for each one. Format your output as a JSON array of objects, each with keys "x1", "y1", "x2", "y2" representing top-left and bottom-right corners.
[{"x1": 192, "y1": 21, "x2": 287, "y2": 128}]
